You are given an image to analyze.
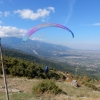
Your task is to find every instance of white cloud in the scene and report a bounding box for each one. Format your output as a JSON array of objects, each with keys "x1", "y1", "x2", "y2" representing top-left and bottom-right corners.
[
  {"x1": 0, "y1": 11, "x2": 10, "y2": 17},
  {"x1": 64, "y1": 0, "x2": 76, "y2": 25},
  {"x1": 0, "y1": 26, "x2": 27, "y2": 37},
  {"x1": 0, "y1": 11, "x2": 2, "y2": 17},
  {"x1": 93, "y1": 23, "x2": 100, "y2": 26},
  {"x1": 41, "y1": 19, "x2": 46, "y2": 22},
  {"x1": 31, "y1": 37, "x2": 44, "y2": 41},
  {"x1": 47, "y1": 7, "x2": 55, "y2": 12},
  {"x1": 81, "y1": 23, "x2": 100, "y2": 26},
  {"x1": 4, "y1": 11, "x2": 10, "y2": 17},
  {"x1": 14, "y1": 7, "x2": 55, "y2": 20}
]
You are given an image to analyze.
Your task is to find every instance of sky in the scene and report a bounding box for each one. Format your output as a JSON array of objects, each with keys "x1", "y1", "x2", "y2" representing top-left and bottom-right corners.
[{"x1": 0, "y1": 0, "x2": 100, "y2": 50}]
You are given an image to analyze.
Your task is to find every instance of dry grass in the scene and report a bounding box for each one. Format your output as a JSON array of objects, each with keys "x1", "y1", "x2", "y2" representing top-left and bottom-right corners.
[
  {"x1": 0, "y1": 76, "x2": 40, "y2": 92},
  {"x1": 0, "y1": 76, "x2": 100, "y2": 100}
]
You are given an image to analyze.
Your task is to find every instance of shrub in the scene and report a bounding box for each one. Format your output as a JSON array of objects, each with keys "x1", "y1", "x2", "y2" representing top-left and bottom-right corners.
[
  {"x1": 84, "y1": 82, "x2": 100, "y2": 91},
  {"x1": 32, "y1": 80, "x2": 65, "y2": 95}
]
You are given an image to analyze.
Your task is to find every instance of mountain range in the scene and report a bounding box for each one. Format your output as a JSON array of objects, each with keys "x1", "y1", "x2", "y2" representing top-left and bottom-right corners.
[
  {"x1": 1, "y1": 37, "x2": 100, "y2": 79},
  {"x1": 1, "y1": 37, "x2": 72, "y2": 58}
]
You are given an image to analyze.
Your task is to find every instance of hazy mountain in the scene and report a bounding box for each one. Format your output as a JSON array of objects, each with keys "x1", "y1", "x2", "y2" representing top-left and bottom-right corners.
[{"x1": 1, "y1": 37, "x2": 72, "y2": 58}]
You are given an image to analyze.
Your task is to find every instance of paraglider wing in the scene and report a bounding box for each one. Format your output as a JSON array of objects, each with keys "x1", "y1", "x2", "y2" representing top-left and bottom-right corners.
[{"x1": 22, "y1": 23, "x2": 74, "y2": 42}]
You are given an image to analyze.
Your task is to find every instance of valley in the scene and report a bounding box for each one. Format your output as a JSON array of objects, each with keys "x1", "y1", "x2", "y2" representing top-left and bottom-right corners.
[
  {"x1": 54, "y1": 50, "x2": 100, "y2": 68},
  {"x1": 1, "y1": 37, "x2": 100, "y2": 78}
]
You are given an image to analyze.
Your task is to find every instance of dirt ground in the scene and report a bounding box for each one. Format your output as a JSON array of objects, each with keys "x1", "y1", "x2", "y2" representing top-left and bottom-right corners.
[
  {"x1": 0, "y1": 75, "x2": 40, "y2": 93},
  {"x1": 1, "y1": 75, "x2": 100, "y2": 100}
]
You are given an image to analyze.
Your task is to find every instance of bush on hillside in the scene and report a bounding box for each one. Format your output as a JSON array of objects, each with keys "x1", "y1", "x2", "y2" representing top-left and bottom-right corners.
[
  {"x1": 32, "y1": 80, "x2": 66, "y2": 95},
  {"x1": 84, "y1": 82, "x2": 100, "y2": 91}
]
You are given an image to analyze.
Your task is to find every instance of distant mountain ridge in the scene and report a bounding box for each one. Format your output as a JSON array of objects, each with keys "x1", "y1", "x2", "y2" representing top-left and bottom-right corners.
[{"x1": 1, "y1": 37, "x2": 72, "y2": 58}]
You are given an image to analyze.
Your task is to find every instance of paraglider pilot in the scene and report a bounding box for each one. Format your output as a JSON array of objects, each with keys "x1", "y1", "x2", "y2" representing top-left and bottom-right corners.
[{"x1": 44, "y1": 66, "x2": 49, "y2": 74}]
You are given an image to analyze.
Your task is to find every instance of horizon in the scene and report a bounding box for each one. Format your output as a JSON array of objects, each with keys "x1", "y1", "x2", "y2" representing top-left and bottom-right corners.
[
  {"x1": 0, "y1": 0, "x2": 100, "y2": 50},
  {"x1": 1, "y1": 36, "x2": 100, "y2": 51}
]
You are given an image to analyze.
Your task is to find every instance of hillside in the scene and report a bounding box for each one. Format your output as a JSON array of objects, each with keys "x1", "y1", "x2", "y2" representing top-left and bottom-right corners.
[
  {"x1": 0, "y1": 46, "x2": 99, "y2": 79},
  {"x1": 1, "y1": 47, "x2": 100, "y2": 79},
  {"x1": 0, "y1": 47, "x2": 100, "y2": 100},
  {"x1": 2, "y1": 46, "x2": 76, "y2": 73},
  {"x1": 0, "y1": 77, "x2": 100, "y2": 100},
  {"x1": 1, "y1": 37, "x2": 100, "y2": 79}
]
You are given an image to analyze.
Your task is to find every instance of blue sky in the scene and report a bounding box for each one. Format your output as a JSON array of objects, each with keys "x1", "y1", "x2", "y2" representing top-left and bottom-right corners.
[{"x1": 0, "y1": 0, "x2": 100, "y2": 50}]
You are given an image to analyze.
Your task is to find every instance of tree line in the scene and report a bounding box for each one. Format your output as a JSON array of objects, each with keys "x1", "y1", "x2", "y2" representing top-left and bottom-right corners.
[{"x1": 0, "y1": 56, "x2": 66, "y2": 80}]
